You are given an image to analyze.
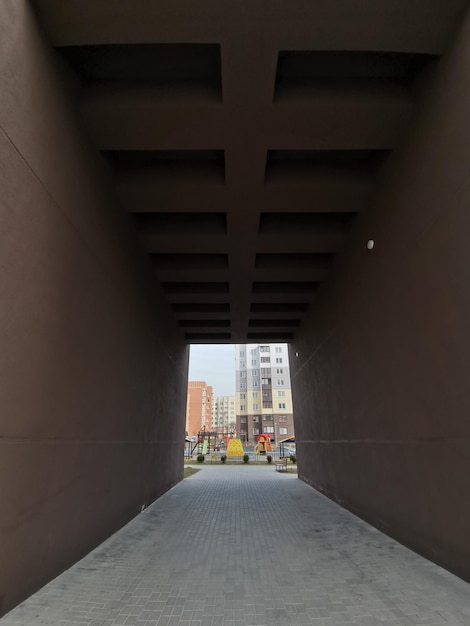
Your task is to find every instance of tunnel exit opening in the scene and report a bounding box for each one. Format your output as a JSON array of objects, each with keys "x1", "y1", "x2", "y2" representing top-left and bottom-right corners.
[{"x1": 186, "y1": 343, "x2": 296, "y2": 464}]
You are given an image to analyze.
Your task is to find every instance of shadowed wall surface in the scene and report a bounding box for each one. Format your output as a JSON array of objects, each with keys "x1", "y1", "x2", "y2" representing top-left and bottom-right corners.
[
  {"x1": 0, "y1": 1, "x2": 188, "y2": 615},
  {"x1": 290, "y1": 9, "x2": 470, "y2": 583}
]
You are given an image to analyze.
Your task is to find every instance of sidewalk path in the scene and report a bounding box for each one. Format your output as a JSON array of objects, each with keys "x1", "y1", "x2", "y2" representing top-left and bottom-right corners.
[{"x1": 2, "y1": 465, "x2": 469, "y2": 626}]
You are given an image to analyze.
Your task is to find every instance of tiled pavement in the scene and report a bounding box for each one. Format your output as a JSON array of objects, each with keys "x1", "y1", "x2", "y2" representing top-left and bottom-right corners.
[{"x1": 2, "y1": 465, "x2": 469, "y2": 626}]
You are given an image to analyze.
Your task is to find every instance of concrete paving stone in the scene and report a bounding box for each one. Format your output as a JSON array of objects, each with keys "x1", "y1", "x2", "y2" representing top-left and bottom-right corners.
[
  {"x1": 265, "y1": 619, "x2": 290, "y2": 626},
  {"x1": 2, "y1": 466, "x2": 470, "y2": 626},
  {"x1": 182, "y1": 612, "x2": 194, "y2": 621},
  {"x1": 203, "y1": 608, "x2": 217, "y2": 616},
  {"x1": 223, "y1": 612, "x2": 235, "y2": 621},
  {"x1": 172, "y1": 607, "x2": 184, "y2": 616},
  {"x1": 163, "y1": 607, "x2": 175, "y2": 616},
  {"x1": 229, "y1": 610, "x2": 242, "y2": 620}
]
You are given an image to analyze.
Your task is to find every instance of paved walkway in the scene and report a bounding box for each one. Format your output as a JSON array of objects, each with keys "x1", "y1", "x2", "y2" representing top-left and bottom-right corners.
[{"x1": 2, "y1": 466, "x2": 469, "y2": 626}]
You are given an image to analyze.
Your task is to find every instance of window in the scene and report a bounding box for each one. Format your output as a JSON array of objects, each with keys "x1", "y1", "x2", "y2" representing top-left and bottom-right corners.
[
  {"x1": 251, "y1": 359, "x2": 257, "y2": 366},
  {"x1": 240, "y1": 371, "x2": 246, "y2": 378},
  {"x1": 240, "y1": 383, "x2": 246, "y2": 389},
  {"x1": 279, "y1": 427, "x2": 288, "y2": 435},
  {"x1": 240, "y1": 393, "x2": 246, "y2": 400},
  {"x1": 262, "y1": 378, "x2": 271, "y2": 386},
  {"x1": 253, "y1": 392, "x2": 258, "y2": 399},
  {"x1": 278, "y1": 391, "x2": 285, "y2": 397},
  {"x1": 260, "y1": 346, "x2": 270, "y2": 352},
  {"x1": 277, "y1": 380, "x2": 285, "y2": 386},
  {"x1": 253, "y1": 428, "x2": 259, "y2": 435},
  {"x1": 264, "y1": 426, "x2": 274, "y2": 434},
  {"x1": 240, "y1": 362, "x2": 245, "y2": 368},
  {"x1": 276, "y1": 368, "x2": 283, "y2": 374},
  {"x1": 240, "y1": 351, "x2": 245, "y2": 357},
  {"x1": 240, "y1": 417, "x2": 247, "y2": 423},
  {"x1": 263, "y1": 415, "x2": 272, "y2": 421},
  {"x1": 279, "y1": 416, "x2": 287, "y2": 422},
  {"x1": 253, "y1": 380, "x2": 259, "y2": 387},
  {"x1": 261, "y1": 357, "x2": 270, "y2": 363},
  {"x1": 275, "y1": 347, "x2": 282, "y2": 353},
  {"x1": 252, "y1": 370, "x2": 258, "y2": 376},
  {"x1": 253, "y1": 403, "x2": 259, "y2": 410},
  {"x1": 278, "y1": 403, "x2": 286, "y2": 409},
  {"x1": 276, "y1": 358, "x2": 283, "y2": 363},
  {"x1": 240, "y1": 404, "x2": 246, "y2": 411},
  {"x1": 253, "y1": 415, "x2": 259, "y2": 422}
]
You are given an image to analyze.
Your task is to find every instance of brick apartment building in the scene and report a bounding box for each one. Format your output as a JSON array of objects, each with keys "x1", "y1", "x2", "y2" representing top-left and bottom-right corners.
[{"x1": 186, "y1": 381, "x2": 213, "y2": 437}]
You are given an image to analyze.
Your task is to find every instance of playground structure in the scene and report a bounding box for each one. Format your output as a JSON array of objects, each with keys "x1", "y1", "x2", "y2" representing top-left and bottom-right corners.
[
  {"x1": 279, "y1": 436, "x2": 296, "y2": 459},
  {"x1": 254, "y1": 434, "x2": 273, "y2": 455},
  {"x1": 184, "y1": 430, "x2": 285, "y2": 461},
  {"x1": 226, "y1": 438, "x2": 245, "y2": 457},
  {"x1": 185, "y1": 429, "x2": 236, "y2": 457}
]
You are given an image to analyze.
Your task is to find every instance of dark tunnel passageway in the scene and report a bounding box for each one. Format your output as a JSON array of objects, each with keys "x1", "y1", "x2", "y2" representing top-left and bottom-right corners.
[{"x1": 1, "y1": 0, "x2": 470, "y2": 615}]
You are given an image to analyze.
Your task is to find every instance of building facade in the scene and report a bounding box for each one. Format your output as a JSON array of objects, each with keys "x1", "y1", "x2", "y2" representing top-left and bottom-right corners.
[
  {"x1": 212, "y1": 395, "x2": 236, "y2": 434},
  {"x1": 235, "y1": 344, "x2": 295, "y2": 445},
  {"x1": 186, "y1": 382, "x2": 213, "y2": 437}
]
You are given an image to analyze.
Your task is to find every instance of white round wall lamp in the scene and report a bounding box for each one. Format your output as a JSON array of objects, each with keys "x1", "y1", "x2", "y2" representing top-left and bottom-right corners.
[{"x1": 367, "y1": 239, "x2": 375, "y2": 250}]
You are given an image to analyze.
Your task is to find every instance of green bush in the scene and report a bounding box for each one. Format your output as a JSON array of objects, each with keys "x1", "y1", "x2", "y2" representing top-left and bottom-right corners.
[
  {"x1": 197, "y1": 454, "x2": 205, "y2": 463},
  {"x1": 243, "y1": 454, "x2": 250, "y2": 464},
  {"x1": 266, "y1": 455, "x2": 273, "y2": 464},
  {"x1": 289, "y1": 454, "x2": 297, "y2": 464},
  {"x1": 221, "y1": 455, "x2": 227, "y2": 464}
]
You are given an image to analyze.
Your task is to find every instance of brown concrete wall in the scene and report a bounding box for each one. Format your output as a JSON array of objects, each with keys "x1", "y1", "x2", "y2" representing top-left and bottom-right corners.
[
  {"x1": 290, "y1": 10, "x2": 470, "y2": 582},
  {"x1": 0, "y1": 1, "x2": 188, "y2": 615}
]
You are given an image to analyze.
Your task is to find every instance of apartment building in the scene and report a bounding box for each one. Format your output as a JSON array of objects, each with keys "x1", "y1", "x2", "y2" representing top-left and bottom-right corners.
[
  {"x1": 235, "y1": 344, "x2": 294, "y2": 445},
  {"x1": 186, "y1": 381, "x2": 213, "y2": 437},
  {"x1": 212, "y1": 396, "x2": 236, "y2": 434}
]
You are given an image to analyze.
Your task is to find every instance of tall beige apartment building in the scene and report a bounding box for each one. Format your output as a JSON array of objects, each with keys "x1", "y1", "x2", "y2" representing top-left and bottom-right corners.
[
  {"x1": 186, "y1": 382, "x2": 213, "y2": 437},
  {"x1": 235, "y1": 344, "x2": 294, "y2": 445}
]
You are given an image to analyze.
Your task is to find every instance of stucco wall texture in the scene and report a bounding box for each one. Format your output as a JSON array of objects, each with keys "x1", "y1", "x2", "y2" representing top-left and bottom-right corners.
[
  {"x1": 0, "y1": 1, "x2": 189, "y2": 614},
  {"x1": 290, "y1": 10, "x2": 470, "y2": 583}
]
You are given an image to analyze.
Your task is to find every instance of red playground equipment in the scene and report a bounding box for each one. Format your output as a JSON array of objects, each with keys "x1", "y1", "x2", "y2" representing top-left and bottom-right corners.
[{"x1": 254, "y1": 433, "x2": 273, "y2": 455}]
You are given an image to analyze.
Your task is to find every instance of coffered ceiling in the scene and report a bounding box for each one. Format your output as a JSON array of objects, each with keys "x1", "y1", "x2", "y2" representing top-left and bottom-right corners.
[{"x1": 32, "y1": 0, "x2": 468, "y2": 342}]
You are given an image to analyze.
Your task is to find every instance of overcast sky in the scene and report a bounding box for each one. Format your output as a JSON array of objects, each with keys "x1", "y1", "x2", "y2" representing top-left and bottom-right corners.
[{"x1": 188, "y1": 344, "x2": 236, "y2": 397}]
